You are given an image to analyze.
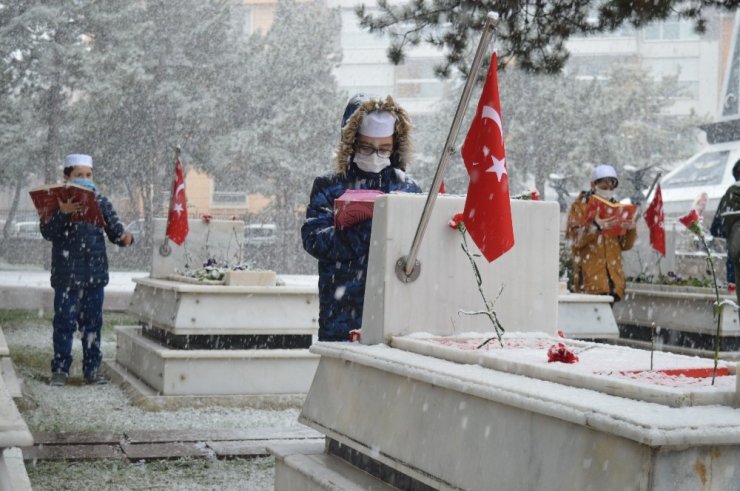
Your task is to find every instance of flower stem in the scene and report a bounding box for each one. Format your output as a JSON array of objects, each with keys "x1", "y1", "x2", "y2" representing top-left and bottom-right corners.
[
  {"x1": 650, "y1": 322, "x2": 656, "y2": 371},
  {"x1": 455, "y1": 225, "x2": 505, "y2": 348},
  {"x1": 699, "y1": 235, "x2": 721, "y2": 385}
]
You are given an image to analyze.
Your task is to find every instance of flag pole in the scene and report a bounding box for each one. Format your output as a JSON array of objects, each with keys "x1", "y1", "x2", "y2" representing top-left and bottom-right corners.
[
  {"x1": 634, "y1": 171, "x2": 662, "y2": 221},
  {"x1": 159, "y1": 146, "x2": 181, "y2": 257},
  {"x1": 395, "y1": 12, "x2": 499, "y2": 283},
  {"x1": 644, "y1": 172, "x2": 662, "y2": 204}
]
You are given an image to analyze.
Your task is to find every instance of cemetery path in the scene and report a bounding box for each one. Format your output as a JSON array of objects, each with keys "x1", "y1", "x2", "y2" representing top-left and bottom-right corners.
[{"x1": 22, "y1": 427, "x2": 322, "y2": 462}]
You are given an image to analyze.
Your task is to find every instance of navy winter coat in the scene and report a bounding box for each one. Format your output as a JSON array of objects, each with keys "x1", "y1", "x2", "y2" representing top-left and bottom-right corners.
[
  {"x1": 40, "y1": 194, "x2": 129, "y2": 289},
  {"x1": 302, "y1": 163, "x2": 421, "y2": 341}
]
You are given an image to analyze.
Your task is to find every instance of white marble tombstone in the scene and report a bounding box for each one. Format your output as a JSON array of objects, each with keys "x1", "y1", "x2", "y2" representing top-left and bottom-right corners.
[
  {"x1": 362, "y1": 194, "x2": 560, "y2": 344},
  {"x1": 149, "y1": 218, "x2": 245, "y2": 279},
  {"x1": 273, "y1": 193, "x2": 740, "y2": 491}
]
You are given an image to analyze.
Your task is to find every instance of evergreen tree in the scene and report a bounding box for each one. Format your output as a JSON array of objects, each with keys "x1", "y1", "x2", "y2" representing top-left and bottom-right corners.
[
  {"x1": 212, "y1": 0, "x2": 342, "y2": 272},
  {"x1": 72, "y1": 0, "x2": 239, "y2": 244},
  {"x1": 0, "y1": 1, "x2": 93, "y2": 183},
  {"x1": 356, "y1": 0, "x2": 735, "y2": 74}
]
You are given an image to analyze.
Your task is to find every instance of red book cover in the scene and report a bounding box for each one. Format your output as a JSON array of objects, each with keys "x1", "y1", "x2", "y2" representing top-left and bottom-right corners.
[
  {"x1": 29, "y1": 183, "x2": 105, "y2": 227},
  {"x1": 334, "y1": 189, "x2": 384, "y2": 228},
  {"x1": 586, "y1": 195, "x2": 637, "y2": 236}
]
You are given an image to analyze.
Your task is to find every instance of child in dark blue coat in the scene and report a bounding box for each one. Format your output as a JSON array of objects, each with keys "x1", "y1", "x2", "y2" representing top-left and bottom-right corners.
[
  {"x1": 302, "y1": 95, "x2": 421, "y2": 341},
  {"x1": 40, "y1": 154, "x2": 133, "y2": 386}
]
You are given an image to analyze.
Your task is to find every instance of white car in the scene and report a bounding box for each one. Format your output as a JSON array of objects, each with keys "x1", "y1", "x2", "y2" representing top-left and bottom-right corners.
[
  {"x1": 244, "y1": 223, "x2": 276, "y2": 245},
  {"x1": 659, "y1": 141, "x2": 740, "y2": 225},
  {"x1": 9, "y1": 220, "x2": 42, "y2": 240}
]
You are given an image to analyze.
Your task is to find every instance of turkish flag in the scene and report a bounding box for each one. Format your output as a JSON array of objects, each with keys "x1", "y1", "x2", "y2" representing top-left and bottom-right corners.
[
  {"x1": 460, "y1": 53, "x2": 514, "y2": 262},
  {"x1": 166, "y1": 158, "x2": 189, "y2": 245},
  {"x1": 644, "y1": 184, "x2": 665, "y2": 256}
]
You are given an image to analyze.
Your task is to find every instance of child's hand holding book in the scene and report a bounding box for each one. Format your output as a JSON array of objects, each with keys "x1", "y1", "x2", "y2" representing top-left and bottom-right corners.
[
  {"x1": 594, "y1": 214, "x2": 619, "y2": 231},
  {"x1": 587, "y1": 194, "x2": 637, "y2": 236},
  {"x1": 58, "y1": 197, "x2": 83, "y2": 215}
]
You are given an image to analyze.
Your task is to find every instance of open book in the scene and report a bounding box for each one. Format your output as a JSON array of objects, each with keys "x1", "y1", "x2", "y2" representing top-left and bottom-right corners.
[
  {"x1": 586, "y1": 194, "x2": 637, "y2": 236},
  {"x1": 29, "y1": 183, "x2": 105, "y2": 227},
  {"x1": 334, "y1": 189, "x2": 384, "y2": 228}
]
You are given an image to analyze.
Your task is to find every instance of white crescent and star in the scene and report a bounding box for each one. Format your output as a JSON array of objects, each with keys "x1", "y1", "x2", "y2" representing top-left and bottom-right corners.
[
  {"x1": 480, "y1": 104, "x2": 507, "y2": 183},
  {"x1": 172, "y1": 180, "x2": 186, "y2": 214}
]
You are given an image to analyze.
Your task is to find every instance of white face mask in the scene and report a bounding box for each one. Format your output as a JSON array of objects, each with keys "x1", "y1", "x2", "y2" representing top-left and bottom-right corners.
[
  {"x1": 594, "y1": 187, "x2": 615, "y2": 200},
  {"x1": 354, "y1": 152, "x2": 390, "y2": 174}
]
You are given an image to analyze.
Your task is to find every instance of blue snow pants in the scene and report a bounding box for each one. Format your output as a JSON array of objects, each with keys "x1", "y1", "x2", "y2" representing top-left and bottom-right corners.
[{"x1": 51, "y1": 286, "x2": 104, "y2": 376}]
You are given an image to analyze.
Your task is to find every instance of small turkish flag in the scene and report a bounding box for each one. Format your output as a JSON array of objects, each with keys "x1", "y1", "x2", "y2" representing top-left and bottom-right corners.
[
  {"x1": 460, "y1": 53, "x2": 514, "y2": 262},
  {"x1": 166, "y1": 158, "x2": 189, "y2": 245},
  {"x1": 644, "y1": 184, "x2": 665, "y2": 256}
]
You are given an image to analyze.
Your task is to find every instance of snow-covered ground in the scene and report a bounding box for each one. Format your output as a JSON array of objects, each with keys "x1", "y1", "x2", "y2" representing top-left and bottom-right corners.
[{"x1": 2, "y1": 309, "x2": 305, "y2": 490}]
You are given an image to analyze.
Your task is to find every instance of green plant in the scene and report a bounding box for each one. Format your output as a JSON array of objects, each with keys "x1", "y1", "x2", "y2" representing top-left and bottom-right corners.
[
  {"x1": 627, "y1": 272, "x2": 713, "y2": 288},
  {"x1": 177, "y1": 258, "x2": 255, "y2": 282}
]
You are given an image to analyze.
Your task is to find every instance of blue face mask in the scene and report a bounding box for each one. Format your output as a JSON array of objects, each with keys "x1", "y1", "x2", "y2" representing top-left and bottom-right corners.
[{"x1": 71, "y1": 178, "x2": 96, "y2": 192}]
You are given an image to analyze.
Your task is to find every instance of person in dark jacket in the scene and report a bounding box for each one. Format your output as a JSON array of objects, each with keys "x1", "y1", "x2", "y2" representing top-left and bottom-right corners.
[
  {"x1": 710, "y1": 159, "x2": 740, "y2": 290},
  {"x1": 40, "y1": 154, "x2": 133, "y2": 386},
  {"x1": 302, "y1": 94, "x2": 422, "y2": 341}
]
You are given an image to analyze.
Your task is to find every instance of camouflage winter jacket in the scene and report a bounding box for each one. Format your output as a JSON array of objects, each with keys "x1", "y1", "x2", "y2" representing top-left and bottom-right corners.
[{"x1": 566, "y1": 190, "x2": 636, "y2": 300}]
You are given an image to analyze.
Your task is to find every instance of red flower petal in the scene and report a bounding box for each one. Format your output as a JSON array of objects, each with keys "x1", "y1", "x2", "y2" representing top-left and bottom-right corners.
[
  {"x1": 547, "y1": 342, "x2": 579, "y2": 363},
  {"x1": 448, "y1": 212, "x2": 465, "y2": 229},
  {"x1": 678, "y1": 209, "x2": 699, "y2": 229}
]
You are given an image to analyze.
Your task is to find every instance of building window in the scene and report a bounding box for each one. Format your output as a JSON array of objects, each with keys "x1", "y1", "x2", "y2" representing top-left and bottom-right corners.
[
  {"x1": 340, "y1": 10, "x2": 388, "y2": 50},
  {"x1": 395, "y1": 59, "x2": 444, "y2": 98},
  {"x1": 643, "y1": 18, "x2": 699, "y2": 41},
  {"x1": 233, "y1": 5, "x2": 252, "y2": 37},
  {"x1": 565, "y1": 55, "x2": 636, "y2": 79},
  {"x1": 722, "y1": 18, "x2": 740, "y2": 118}
]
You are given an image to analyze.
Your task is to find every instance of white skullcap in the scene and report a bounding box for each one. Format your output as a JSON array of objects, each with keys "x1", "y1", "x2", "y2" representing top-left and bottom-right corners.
[
  {"x1": 591, "y1": 164, "x2": 618, "y2": 183},
  {"x1": 64, "y1": 154, "x2": 93, "y2": 168},
  {"x1": 358, "y1": 110, "x2": 396, "y2": 138}
]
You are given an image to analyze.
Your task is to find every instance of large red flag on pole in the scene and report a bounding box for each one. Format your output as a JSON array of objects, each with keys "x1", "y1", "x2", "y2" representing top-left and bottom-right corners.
[
  {"x1": 644, "y1": 184, "x2": 666, "y2": 256},
  {"x1": 165, "y1": 156, "x2": 189, "y2": 245},
  {"x1": 460, "y1": 53, "x2": 514, "y2": 262}
]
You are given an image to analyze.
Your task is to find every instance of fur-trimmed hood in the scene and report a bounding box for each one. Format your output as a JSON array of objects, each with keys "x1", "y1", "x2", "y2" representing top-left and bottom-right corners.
[{"x1": 336, "y1": 95, "x2": 413, "y2": 175}]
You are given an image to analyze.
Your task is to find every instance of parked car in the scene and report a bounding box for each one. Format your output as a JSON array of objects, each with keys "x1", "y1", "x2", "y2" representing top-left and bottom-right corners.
[
  {"x1": 659, "y1": 141, "x2": 740, "y2": 224},
  {"x1": 244, "y1": 223, "x2": 276, "y2": 245},
  {"x1": 9, "y1": 220, "x2": 42, "y2": 240}
]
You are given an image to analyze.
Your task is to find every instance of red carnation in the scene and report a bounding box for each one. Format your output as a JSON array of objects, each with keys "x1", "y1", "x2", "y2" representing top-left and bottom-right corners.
[
  {"x1": 448, "y1": 212, "x2": 465, "y2": 230},
  {"x1": 547, "y1": 342, "x2": 579, "y2": 363},
  {"x1": 678, "y1": 209, "x2": 702, "y2": 236}
]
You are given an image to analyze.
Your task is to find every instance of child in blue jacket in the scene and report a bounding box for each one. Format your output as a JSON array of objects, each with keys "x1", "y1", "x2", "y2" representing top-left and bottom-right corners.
[
  {"x1": 301, "y1": 95, "x2": 421, "y2": 341},
  {"x1": 40, "y1": 154, "x2": 133, "y2": 386}
]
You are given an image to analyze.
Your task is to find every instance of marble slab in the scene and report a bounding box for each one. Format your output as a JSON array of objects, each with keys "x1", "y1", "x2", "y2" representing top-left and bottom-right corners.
[
  {"x1": 558, "y1": 291, "x2": 619, "y2": 338},
  {"x1": 150, "y1": 218, "x2": 245, "y2": 279},
  {"x1": 361, "y1": 194, "x2": 560, "y2": 344},
  {"x1": 115, "y1": 326, "x2": 319, "y2": 396},
  {"x1": 0, "y1": 376, "x2": 32, "y2": 449},
  {"x1": 298, "y1": 342, "x2": 740, "y2": 491},
  {"x1": 391, "y1": 334, "x2": 736, "y2": 407},
  {"x1": 1, "y1": 448, "x2": 32, "y2": 490},
  {"x1": 128, "y1": 277, "x2": 318, "y2": 335},
  {"x1": 615, "y1": 283, "x2": 740, "y2": 335}
]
